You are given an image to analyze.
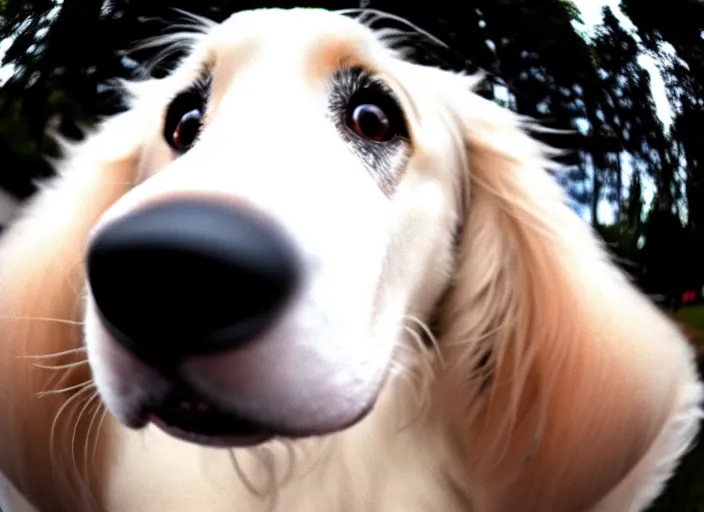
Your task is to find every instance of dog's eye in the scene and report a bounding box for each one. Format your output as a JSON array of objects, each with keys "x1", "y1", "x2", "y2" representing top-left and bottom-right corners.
[
  {"x1": 171, "y1": 109, "x2": 203, "y2": 151},
  {"x1": 348, "y1": 104, "x2": 392, "y2": 142},
  {"x1": 164, "y1": 89, "x2": 207, "y2": 152},
  {"x1": 345, "y1": 88, "x2": 408, "y2": 143}
]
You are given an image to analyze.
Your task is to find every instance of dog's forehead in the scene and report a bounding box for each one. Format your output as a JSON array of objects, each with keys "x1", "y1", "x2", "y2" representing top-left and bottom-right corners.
[
  {"x1": 215, "y1": 8, "x2": 375, "y2": 46},
  {"x1": 203, "y1": 9, "x2": 389, "y2": 80}
]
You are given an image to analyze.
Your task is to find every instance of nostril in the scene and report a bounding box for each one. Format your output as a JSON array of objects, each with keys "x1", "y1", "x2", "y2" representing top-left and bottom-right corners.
[{"x1": 86, "y1": 199, "x2": 300, "y2": 362}]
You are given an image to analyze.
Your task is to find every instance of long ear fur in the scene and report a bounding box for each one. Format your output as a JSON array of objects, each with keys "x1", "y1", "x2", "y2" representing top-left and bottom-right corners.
[
  {"x1": 432, "y1": 73, "x2": 703, "y2": 512},
  {"x1": 0, "y1": 101, "x2": 145, "y2": 512}
]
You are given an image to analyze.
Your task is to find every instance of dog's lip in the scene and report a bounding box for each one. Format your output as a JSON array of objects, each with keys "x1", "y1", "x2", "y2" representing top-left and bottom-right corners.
[
  {"x1": 139, "y1": 391, "x2": 277, "y2": 447},
  {"x1": 112, "y1": 357, "x2": 390, "y2": 446},
  {"x1": 149, "y1": 414, "x2": 274, "y2": 448},
  {"x1": 124, "y1": 387, "x2": 379, "y2": 448}
]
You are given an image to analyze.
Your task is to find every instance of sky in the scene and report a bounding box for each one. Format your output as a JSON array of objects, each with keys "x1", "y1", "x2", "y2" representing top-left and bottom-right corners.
[
  {"x1": 0, "y1": 1, "x2": 682, "y2": 225},
  {"x1": 489, "y1": 0, "x2": 671, "y2": 224},
  {"x1": 573, "y1": 0, "x2": 673, "y2": 131},
  {"x1": 570, "y1": 0, "x2": 675, "y2": 225},
  {"x1": 0, "y1": 38, "x2": 13, "y2": 84}
]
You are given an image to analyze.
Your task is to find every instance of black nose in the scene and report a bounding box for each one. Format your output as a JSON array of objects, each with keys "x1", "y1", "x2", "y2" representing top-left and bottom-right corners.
[{"x1": 86, "y1": 199, "x2": 300, "y2": 363}]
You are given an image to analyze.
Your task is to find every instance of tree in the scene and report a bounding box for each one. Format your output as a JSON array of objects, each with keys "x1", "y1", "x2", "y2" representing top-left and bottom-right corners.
[{"x1": 0, "y1": 0, "x2": 702, "y2": 302}]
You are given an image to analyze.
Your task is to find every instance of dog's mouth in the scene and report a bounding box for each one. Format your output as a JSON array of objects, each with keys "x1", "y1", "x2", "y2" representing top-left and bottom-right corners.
[
  {"x1": 144, "y1": 390, "x2": 275, "y2": 447},
  {"x1": 128, "y1": 377, "x2": 380, "y2": 448}
]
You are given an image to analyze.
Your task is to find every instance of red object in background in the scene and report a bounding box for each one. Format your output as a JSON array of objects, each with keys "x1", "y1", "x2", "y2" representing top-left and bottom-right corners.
[{"x1": 682, "y1": 290, "x2": 697, "y2": 304}]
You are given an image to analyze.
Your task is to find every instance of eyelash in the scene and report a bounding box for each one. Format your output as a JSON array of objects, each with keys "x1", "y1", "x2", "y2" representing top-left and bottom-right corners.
[
  {"x1": 329, "y1": 67, "x2": 393, "y2": 111},
  {"x1": 328, "y1": 66, "x2": 410, "y2": 142},
  {"x1": 162, "y1": 71, "x2": 212, "y2": 152}
]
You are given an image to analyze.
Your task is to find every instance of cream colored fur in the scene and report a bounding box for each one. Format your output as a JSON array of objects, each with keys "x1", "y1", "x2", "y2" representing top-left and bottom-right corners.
[{"x1": 0, "y1": 8, "x2": 701, "y2": 512}]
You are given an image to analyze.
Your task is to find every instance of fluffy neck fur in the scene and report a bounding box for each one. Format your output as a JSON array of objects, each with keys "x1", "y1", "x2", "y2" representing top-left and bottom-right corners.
[{"x1": 429, "y1": 77, "x2": 700, "y2": 512}]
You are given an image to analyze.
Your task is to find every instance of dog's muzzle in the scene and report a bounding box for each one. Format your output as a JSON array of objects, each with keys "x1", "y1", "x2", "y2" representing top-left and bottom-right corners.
[
  {"x1": 85, "y1": 198, "x2": 378, "y2": 446},
  {"x1": 86, "y1": 198, "x2": 300, "y2": 368}
]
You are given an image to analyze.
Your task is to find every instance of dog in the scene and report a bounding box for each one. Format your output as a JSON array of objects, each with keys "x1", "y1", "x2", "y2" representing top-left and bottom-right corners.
[{"x1": 0, "y1": 7, "x2": 701, "y2": 512}]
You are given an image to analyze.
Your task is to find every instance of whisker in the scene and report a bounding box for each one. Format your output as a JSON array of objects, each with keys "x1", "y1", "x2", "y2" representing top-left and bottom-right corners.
[
  {"x1": 396, "y1": 343, "x2": 436, "y2": 392},
  {"x1": 3, "y1": 316, "x2": 84, "y2": 327},
  {"x1": 49, "y1": 382, "x2": 96, "y2": 455},
  {"x1": 399, "y1": 324, "x2": 438, "y2": 379},
  {"x1": 229, "y1": 449, "x2": 271, "y2": 499},
  {"x1": 43, "y1": 369, "x2": 69, "y2": 397},
  {"x1": 372, "y1": 27, "x2": 410, "y2": 41},
  {"x1": 386, "y1": 316, "x2": 442, "y2": 431},
  {"x1": 128, "y1": 31, "x2": 202, "y2": 54},
  {"x1": 403, "y1": 315, "x2": 444, "y2": 365},
  {"x1": 336, "y1": 8, "x2": 450, "y2": 50},
  {"x1": 48, "y1": 382, "x2": 97, "y2": 508},
  {"x1": 32, "y1": 360, "x2": 89, "y2": 372},
  {"x1": 255, "y1": 447, "x2": 280, "y2": 511},
  {"x1": 123, "y1": 22, "x2": 208, "y2": 78},
  {"x1": 170, "y1": 8, "x2": 218, "y2": 31},
  {"x1": 71, "y1": 391, "x2": 100, "y2": 478},
  {"x1": 38, "y1": 380, "x2": 93, "y2": 398},
  {"x1": 91, "y1": 407, "x2": 110, "y2": 470},
  {"x1": 389, "y1": 359, "x2": 430, "y2": 431},
  {"x1": 74, "y1": 393, "x2": 103, "y2": 512},
  {"x1": 276, "y1": 441, "x2": 297, "y2": 488},
  {"x1": 139, "y1": 40, "x2": 195, "y2": 75},
  {"x1": 83, "y1": 398, "x2": 104, "y2": 478},
  {"x1": 279, "y1": 436, "x2": 333, "y2": 484},
  {"x1": 20, "y1": 346, "x2": 87, "y2": 360}
]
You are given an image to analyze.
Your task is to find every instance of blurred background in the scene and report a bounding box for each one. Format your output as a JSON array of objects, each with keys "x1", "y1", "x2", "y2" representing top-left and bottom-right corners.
[{"x1": 0, "y1": 0, "x2": 703, "y2": 509}]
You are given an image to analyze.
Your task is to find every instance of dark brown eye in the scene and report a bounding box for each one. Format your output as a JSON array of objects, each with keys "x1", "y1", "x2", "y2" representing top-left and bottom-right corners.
[
  {"x1": 171, "y1": 109, "x2": 203, "y2": 151},
  {"x1": 164, "y1": 86, "x2": 208, "y2": 152},
  {"x1": 343, "y1": 80, "x2": 408, "y2": 143},
  {"x1": 348, "y1": 104, "x2": 392, "y2": 142}
]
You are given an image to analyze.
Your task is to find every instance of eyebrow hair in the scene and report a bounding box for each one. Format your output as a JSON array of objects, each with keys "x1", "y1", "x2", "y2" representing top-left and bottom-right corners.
[{"x1": 303, "y1": 35, "x2": 381, "y2": 88}]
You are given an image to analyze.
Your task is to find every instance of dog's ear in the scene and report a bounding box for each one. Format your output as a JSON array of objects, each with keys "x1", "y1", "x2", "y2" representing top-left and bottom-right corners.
[
  {"x1": 431, "y1": 73, "x2": 703, "y2": 512},
  {"x1": 0, "y1": 96, "x2": 147, "y2": 511}
]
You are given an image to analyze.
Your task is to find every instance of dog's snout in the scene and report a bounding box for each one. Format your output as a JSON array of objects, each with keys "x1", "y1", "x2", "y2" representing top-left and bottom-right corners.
[{"x1": 86, "y1": 199, "x2": 300, "y2": 363}]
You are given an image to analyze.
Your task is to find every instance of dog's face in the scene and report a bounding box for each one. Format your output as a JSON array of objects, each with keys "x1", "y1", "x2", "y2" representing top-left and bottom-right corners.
[{"x1": 84, "y1": 8, "x2": 463, "y2": 446}]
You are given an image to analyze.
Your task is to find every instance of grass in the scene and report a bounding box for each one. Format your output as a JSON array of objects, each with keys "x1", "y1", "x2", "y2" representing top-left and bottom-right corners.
[
  {"x1": 647, "y1": 306, "x2": 704, "y2": 511},
  {"x1": 677, "y1": 305, "x2": 704, "y2": 335}
]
